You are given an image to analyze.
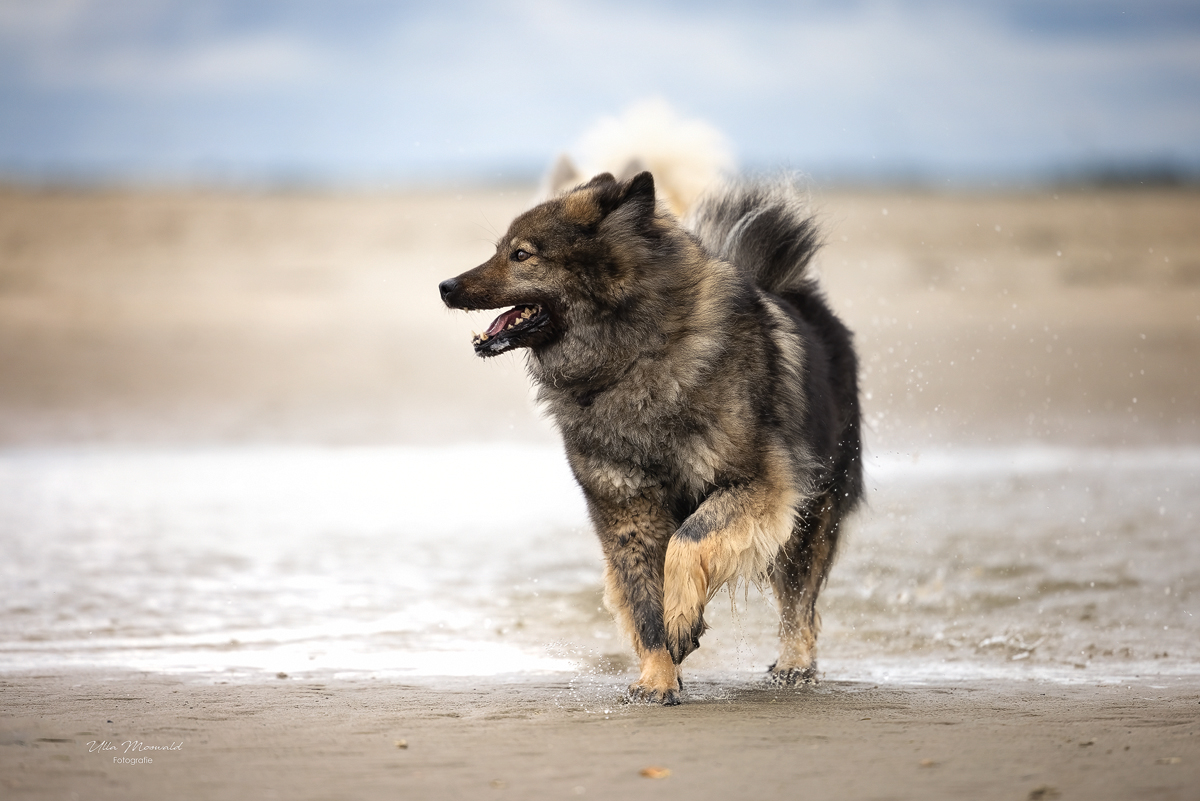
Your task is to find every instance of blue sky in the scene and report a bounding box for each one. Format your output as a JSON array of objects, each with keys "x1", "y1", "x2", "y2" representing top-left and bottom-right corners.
[{"x1": 1, "y1": 0, "x2": 1198, "y2": 185}]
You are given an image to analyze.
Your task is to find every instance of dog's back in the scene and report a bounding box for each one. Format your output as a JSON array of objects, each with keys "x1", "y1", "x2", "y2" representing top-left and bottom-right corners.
[{"x1": 689, "y1": 179, "x2": 863, "y2": 523}]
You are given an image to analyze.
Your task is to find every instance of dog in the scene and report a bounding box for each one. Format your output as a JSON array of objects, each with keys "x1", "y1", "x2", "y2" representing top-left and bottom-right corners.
[
  {"x1": 439, "y1": 172, "x2": 863, "y2": 705},
  {"x1": 537, "y1": 99, "x2": 734, "y2": 217}
]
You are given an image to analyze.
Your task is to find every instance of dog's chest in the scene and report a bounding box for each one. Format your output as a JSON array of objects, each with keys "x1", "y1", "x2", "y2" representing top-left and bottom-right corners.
[{"x1": 561, "y1": 403, "x2": 722, "y2": 502}]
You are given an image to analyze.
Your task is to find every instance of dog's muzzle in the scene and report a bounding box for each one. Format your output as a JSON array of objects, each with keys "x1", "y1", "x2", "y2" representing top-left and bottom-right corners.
[{"x1": 438, "y1": 278, "x2": 462, "y2": 307}]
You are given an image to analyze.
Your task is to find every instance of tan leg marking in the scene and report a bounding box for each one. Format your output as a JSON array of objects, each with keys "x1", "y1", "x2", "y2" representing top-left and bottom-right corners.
[
  {"x1": 627, "y1": 647, "x2": 682, "y2": 705},
  {"x1": 601, "y1": 562, "x2": 681, "y2": 705},
  {"x1": 663, "y1": 536, "x2": 710, "y2": 663},
  {"x1": 663, "y1": 449, "x2": 801, "y2": 664}
]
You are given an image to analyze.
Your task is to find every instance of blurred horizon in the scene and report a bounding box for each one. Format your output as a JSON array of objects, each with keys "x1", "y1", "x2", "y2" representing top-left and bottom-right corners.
[{"x1": 2, "y1": 0, "x2": 1199, "y2": 189}]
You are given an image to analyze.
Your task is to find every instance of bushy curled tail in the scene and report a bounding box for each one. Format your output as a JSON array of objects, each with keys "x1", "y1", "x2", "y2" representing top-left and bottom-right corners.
[{"x1": 686, "y1": 177, "x2": 821, "y2": 295}]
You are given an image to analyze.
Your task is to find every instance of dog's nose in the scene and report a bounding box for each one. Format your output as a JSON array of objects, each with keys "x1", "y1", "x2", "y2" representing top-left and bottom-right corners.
[{"x1": 439, "y1": 278, "x2": 460, "y2": 305}]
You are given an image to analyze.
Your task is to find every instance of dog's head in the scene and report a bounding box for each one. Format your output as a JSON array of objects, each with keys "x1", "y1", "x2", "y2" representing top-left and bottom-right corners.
[{"x1": 439, "y1": 171, "x2": 663, "y2": 358}]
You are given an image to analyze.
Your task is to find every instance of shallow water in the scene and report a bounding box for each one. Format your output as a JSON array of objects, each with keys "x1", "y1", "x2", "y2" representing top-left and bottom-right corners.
[{"x1": 1, "y1": 444, "x2": 1196, "y2": 686}]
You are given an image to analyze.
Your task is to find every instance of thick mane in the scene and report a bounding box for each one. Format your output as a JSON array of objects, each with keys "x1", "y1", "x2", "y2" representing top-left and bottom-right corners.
[{"x1": 685, "y1": 177, "x2": 822, "y2": 295}]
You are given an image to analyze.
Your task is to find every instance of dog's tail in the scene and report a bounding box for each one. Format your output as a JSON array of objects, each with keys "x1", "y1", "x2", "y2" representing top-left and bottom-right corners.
[{"x1": 686, "y1": 177, "x2": 821, "y2": 295}]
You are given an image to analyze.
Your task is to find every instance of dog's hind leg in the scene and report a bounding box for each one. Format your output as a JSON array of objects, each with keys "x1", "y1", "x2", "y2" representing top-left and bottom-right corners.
[
  {"x1": 767, "y1": 496, "x2": 837, "y2": 685},
  {"x1": 663, "y1": 453, "x2": 800, "y2": 665}
]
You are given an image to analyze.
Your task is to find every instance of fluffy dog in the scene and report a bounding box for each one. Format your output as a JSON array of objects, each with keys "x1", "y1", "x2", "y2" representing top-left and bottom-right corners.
[
  {"x1": 538, "y1": 99, "x2": 735, "y2": 216},
  {"x1": 439, "y1": 172, "x2": 862, "y2": 704}
]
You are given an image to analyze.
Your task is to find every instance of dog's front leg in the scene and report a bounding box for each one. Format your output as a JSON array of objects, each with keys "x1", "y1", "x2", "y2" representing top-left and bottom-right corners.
[
  {"x1": 591, "y1": 494, "x2": 681, "y2": 705},
  {"x1": 663, "y1": 475, "x2": 800, "y2": 664}
]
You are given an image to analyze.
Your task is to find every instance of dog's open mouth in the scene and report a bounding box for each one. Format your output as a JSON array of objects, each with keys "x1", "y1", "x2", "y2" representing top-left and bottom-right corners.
[{"x1": 471, "y1": 304, "x2": 551, "y2": 357}]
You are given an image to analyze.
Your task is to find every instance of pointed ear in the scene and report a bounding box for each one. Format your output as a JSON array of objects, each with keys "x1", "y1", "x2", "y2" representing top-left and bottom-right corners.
[
  {"x1": 593, "y1": 171, "x2": 656, "y2": 218},
  {"x1": 582, "y1": 172, "x2": 617, "y2": 188},
  {"x1": 624, "y1": 171, "x2": 655, "y2": 205}
]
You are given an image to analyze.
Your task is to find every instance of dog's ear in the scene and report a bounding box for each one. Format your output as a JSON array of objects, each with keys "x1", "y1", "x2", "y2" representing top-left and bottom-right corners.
[
  {"x1": 593, "y1": 171, "x2": 656, "y2": 218},
  {"x1": 623, "y1": 171, "x2": 655, "y2": 206},
  {"x1": 565, "y1": 171, "x2": 655, "y2": 228},
  {"x1": 582, "y1": 172, "x2": 617, "y2": 188},
  {"x1": 562, "y1": 173, "x2": 617, "y2": 226}
]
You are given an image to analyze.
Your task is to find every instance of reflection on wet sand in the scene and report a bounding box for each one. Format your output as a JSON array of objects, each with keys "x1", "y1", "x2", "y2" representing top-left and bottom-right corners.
[{"x1": 2, "y1": 445, "x2": 1195, "y2": 683}]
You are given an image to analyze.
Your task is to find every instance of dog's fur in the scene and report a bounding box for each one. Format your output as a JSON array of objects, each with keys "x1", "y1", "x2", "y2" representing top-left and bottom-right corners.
[
  {"x1": 538, "y1": 99, "x2": 734, "y2": 216},
  {"x1": 439, "y1": 172, "x2": 862, "y2": 705}
]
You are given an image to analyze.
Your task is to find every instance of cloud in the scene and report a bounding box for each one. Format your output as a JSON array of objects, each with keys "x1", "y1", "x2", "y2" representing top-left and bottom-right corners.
[
  {"x1": 0, "y1": 0, "x2": 327, "y2": 92},
  {"x1": 0, "y1": 0, "x2": 1197, "y2": 180}
]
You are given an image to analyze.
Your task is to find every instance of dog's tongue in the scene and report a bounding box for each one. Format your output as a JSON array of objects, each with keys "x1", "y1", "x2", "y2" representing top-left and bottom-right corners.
[{"x1": 485, "y1": 307, "x2": 524, "y2": 337}]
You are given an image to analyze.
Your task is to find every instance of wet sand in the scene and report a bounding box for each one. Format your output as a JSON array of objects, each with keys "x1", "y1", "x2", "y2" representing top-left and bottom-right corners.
[
  {"x1": 2, "y1": 672, "x2": 1198, "y2": 801},
  {"x1": 1, "y1": 185, "x2": 1199, "y2": 799}
]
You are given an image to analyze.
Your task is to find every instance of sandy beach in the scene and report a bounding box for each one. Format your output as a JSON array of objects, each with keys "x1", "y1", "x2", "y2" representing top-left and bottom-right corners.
[
  {"x1": 2, "y1": 672, "x2": 1198, "y2": 800},
  {"x1": 1, "y1": 185, "x2": 1198, "y2": 799}
]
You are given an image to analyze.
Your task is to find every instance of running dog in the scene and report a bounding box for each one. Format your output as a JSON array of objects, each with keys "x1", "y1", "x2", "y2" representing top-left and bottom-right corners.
[{"x1": 439, "y1": 172, "x2": 862, "y2": 704}]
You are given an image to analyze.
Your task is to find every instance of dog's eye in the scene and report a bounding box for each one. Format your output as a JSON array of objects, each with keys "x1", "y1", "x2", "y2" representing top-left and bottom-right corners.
[{"x1": 512, "y1": 249, "x2": 531, "y2": 262}]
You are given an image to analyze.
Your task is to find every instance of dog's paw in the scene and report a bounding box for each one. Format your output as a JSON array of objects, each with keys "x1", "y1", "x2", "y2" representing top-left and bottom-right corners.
[
  {"x1": 627, "y1": 649, "x2": 684, "y2": 705},
  {"x1": 665, "y1": 611, "x2": 705, "y2": 665},
  {"x1": 663, "y1": 539, "x2": 709, "y2": 664},
  {"x1": 767, "y1": 661, "x2": 819, "y2": 686},
  {"x1": 627, "y1": 681, "x2": 681, "y2": 706}
]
